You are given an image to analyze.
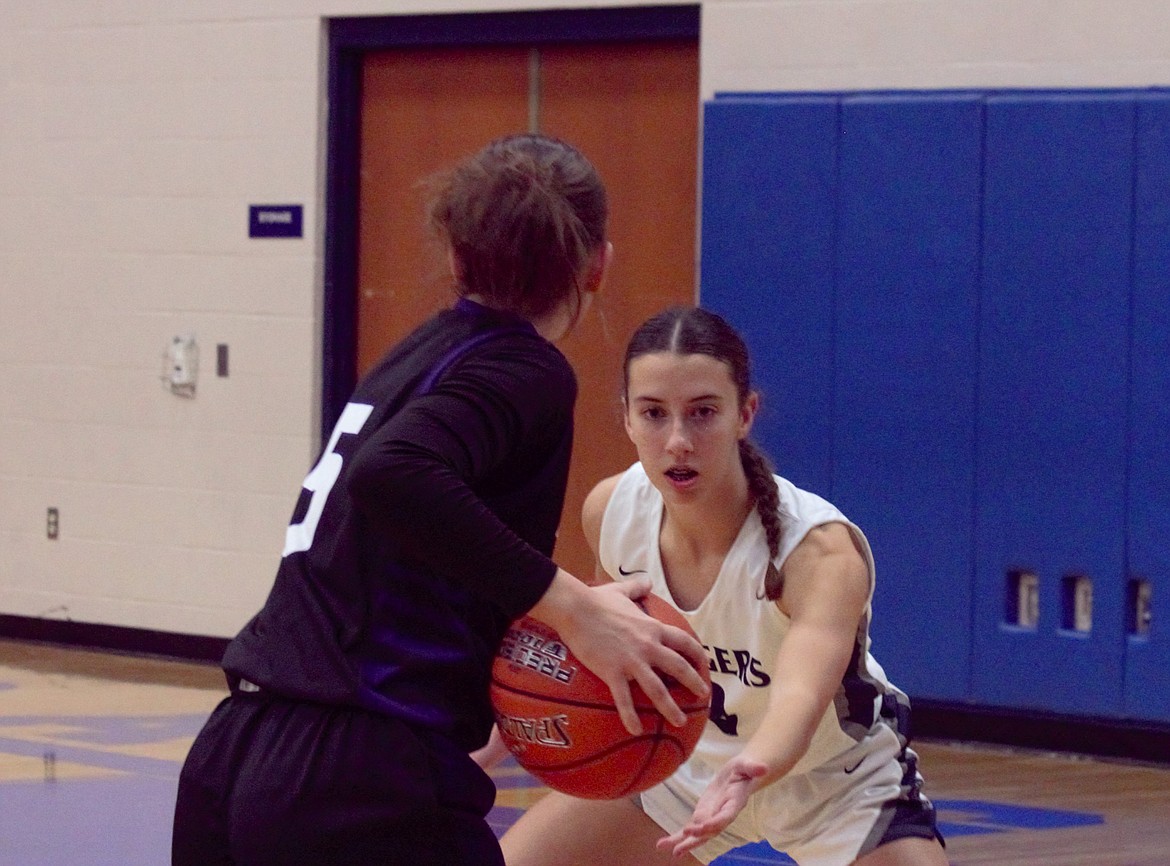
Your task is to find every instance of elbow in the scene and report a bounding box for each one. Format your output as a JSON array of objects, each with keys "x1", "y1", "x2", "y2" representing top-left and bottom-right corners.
[{"x1": 345, "y1": 446, "x2": 430, "y2": 523}]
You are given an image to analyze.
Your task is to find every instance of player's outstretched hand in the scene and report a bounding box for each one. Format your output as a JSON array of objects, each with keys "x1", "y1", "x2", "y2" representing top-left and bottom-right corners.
[
  {"x1": 530, "y1": 570, "x2": 709, "y2": 735},
  {"x1": 656, "y1": 756, "x2": 768, "y2": 857}
]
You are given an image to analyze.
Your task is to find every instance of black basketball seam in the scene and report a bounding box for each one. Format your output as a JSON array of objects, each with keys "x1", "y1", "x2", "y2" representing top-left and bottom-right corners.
[
  {"x1": 518, "y1": 732, "x2": 691, "y2": 774},
  {"x1": 492, "y1": 681, "x2": 711, "y2": 713},
  {"x1": 490, "y1": 681, "x2": 628, "y2": 712},
  {"x1": 492, "y1": 682, "x2": 709, "y2": 715},
  {"x1": 621, "y1": 714, "x2": 665, "y2": 796}
]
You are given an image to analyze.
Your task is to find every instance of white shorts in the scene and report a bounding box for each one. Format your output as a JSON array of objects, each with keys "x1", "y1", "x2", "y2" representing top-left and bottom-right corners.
[{"x1": 640, "y1": 723, "x2": 939, "y2": 866}]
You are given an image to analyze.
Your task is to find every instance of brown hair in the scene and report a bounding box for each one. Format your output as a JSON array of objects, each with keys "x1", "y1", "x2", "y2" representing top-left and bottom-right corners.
[
  {"x1": 426, "y1": 133, "x2": 608, "y2": 321},
  {"x1": 624, "y1": 306, "x2": 786, "y2": 600}
]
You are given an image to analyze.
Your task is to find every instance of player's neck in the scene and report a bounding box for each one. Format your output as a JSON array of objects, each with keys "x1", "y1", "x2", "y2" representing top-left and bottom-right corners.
[
  {"x1": 659, "y1": 500, "x2": 749, "y2": 610},
  {"x1": 661, "y1": 486, "x2": 753, "y2": 562}
]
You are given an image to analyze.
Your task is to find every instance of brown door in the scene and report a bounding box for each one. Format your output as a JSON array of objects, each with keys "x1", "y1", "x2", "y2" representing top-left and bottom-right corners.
[
  {"x1": 358, "y1": 40, "x2": 699, "y2": 578},
  {"x1": 357, "y1": 47, "x2": 531, "y2": 375}
]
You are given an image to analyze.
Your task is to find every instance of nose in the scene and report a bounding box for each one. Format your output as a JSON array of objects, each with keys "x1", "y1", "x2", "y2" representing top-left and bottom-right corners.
[{"x1": 665, "y1": 417, "x2": 692, "y2": 456}]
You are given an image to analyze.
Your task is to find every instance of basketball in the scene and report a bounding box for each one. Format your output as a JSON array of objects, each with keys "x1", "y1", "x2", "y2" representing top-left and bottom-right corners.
[{"x1": 490, "y1": 592, "x2": 711, "y2": 799}]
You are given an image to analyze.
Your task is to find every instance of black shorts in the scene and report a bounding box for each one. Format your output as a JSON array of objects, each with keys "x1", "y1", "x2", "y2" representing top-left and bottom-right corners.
[
  {"x1": 874, "y1": 793, "x2": 945, "y2": 850},
  {"x1": 172, "y1": 691, "x2": 501, "y2": 866}
]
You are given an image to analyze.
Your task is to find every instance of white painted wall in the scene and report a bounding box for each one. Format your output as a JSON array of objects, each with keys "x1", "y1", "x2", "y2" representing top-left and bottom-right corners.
[
  {"x1": 1, "y1": 0, "x2": 1166, "y2": 639},
  {"x1": 701, "y1": 0, "x2": 1170, "y2": 97}
]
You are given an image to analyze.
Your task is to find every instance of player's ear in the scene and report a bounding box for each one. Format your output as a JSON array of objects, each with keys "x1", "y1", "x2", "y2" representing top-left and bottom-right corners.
[
  {"x1": 622, "y1": 395, "x2": 635, "y2": 439},
  {"x1": 583, "y1": 241, "x2": 613, "y2": 296},
  {"x1": 738, "y1": 391, "x2": 759, "y2": 439},
  {"x1": 448, "y1": 248, "x2": 463, "y2": 283}
]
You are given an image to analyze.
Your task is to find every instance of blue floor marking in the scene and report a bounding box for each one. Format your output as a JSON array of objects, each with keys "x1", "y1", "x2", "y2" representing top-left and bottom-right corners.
[
  {"x1": 935, "y1": 799, "x2": 1105, "y2": 837},
  {"x1": 0, "y1": 713, "x2": 210, "y2": 746},
  {"x1": 486, "y1": 799, "x2": 1105, "y2": 865},
  {"x1": 0, "y1": 722, "x2": 1108, "y2": 866},
  {"x1": 0, "y1": 776, "x2": 179, "y2": 866}
]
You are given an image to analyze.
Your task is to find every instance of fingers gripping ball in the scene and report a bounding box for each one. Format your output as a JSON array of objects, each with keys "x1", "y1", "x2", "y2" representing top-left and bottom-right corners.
[{"x1": 490, "y1": 593, "x2": 711, "y2": 799}]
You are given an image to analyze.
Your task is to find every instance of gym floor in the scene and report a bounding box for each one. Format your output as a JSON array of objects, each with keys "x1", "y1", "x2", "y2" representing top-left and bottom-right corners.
[{"x1": 2, "y1": 638, "x2": 1168, "y2": 866}]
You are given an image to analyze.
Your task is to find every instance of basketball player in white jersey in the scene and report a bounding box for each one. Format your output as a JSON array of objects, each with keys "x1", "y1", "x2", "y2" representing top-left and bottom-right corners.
[{"x1": 499, "y1": 307, "x2": 948, "y2": 866}]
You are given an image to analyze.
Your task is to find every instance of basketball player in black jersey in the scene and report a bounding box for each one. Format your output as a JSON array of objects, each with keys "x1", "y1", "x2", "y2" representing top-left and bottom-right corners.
[{"x1": 172, "y1": 134, "x2": 708, "y2": 866}]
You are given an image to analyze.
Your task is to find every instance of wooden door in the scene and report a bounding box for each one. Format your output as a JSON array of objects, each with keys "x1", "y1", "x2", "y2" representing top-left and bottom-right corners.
[
  {"x1": 358, "y1": 40, "x2": 699, "y2": 578},
  {"x1": 538, "y1": 41, "x2": 699, "y2": 577},
  {"x1": 357, "y1": 47, "x2": 531, "y2": 375}
]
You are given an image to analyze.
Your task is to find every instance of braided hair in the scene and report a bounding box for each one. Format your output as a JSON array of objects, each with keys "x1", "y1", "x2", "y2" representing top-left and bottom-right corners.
[{"x1": 624, "y1": 307, "x2": 786, "y2": 600}]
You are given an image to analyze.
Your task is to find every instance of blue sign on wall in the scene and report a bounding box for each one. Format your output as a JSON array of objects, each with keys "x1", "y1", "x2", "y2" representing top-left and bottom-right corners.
[{"x1": 249, "y1": 204, "x2": 303, "y2": 238}]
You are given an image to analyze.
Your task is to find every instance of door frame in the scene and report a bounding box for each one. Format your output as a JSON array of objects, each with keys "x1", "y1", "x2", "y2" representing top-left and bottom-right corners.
[{"x1": 322, "y1": 5, "x2": 700, "y2": 441}]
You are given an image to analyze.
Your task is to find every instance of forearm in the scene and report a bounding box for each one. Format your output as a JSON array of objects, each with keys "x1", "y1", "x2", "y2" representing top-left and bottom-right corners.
[
  {"x1": 733, "y1": 683, "x2": 826, "y2": 789},
  {"x1": 352, "y1": 451, "x2": 555, "y2": 605},
  {"x1": 738, "y1": 524, "x2": 870, "y2": 789}
]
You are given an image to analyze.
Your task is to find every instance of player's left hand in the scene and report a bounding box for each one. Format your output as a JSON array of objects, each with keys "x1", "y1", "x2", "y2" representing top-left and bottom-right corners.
[{"x1": 656, "y1": 757, "x2": 768, "y2": 857}]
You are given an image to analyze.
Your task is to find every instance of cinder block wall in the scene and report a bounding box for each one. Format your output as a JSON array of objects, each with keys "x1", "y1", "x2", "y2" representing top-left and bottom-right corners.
[{"x1": 701, "y1": 0, "x2": 1170, "y2": 96}]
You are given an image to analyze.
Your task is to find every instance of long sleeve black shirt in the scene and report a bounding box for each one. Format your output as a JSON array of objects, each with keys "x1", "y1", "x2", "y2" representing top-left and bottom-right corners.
[{"x1": 223, "y1": 298, "x2": 576, "y2": 749}]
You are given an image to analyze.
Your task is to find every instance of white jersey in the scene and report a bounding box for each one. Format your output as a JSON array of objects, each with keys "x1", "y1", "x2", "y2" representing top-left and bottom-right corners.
[{"x1": 598, "y1": 462, "x2": 901, "y2": 782}]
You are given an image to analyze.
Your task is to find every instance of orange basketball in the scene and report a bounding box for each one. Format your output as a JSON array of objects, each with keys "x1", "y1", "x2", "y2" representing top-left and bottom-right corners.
[{"x1": 490, "y1": 592, "x2": 711, "y2": 799}]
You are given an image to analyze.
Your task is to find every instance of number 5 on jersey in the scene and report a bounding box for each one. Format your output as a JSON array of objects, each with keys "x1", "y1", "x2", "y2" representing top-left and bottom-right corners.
[{"x1": 282, "y1": 402, "x2": 374, "y2": 557}]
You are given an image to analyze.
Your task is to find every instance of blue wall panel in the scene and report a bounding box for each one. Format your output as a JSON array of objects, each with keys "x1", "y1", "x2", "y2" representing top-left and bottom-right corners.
[
  {"x1": 1127, "y1": 94, "x2": 1170, "y2": 719},
  {"x1": 699, "y1": 98, "x2": 838, "y2": 494},
  {"x1": 702, "y1": 88, "x2": 1170, "y2": 725},
  {"x1": 833, "y1": 94, "x2": 983, "y2": 701},
  {"x1": 973, "y1": 94, "x2": 1133, "y2": 716}
]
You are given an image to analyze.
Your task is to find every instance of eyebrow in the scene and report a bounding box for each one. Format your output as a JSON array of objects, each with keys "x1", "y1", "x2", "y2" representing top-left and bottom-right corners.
[{"x1": 631, "y1": 393, "x2": 723, "y2": 404}]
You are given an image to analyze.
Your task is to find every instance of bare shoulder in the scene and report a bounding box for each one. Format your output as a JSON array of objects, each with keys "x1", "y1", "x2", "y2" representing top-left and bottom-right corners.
[
  {"x1": 580, "y1": 472, "x2": 624, "y2": 555},
  {"x1": 794, "y1": 521, "x2": 864, "y2": 559},
  {"x1": 784, "y1": 522, "x2": 869, "y2": 586},
  {"x1": 778, "y1": 521, "x2": 869, "y2": 619}
]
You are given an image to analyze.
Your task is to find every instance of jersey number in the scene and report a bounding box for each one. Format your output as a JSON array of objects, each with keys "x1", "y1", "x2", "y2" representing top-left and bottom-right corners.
[
  {"x1": 282, "y1": 402, "x2": 374, "y2": 556},
  {"x1": 708, "y1": 683, "x2": 739, "y2": 736}
]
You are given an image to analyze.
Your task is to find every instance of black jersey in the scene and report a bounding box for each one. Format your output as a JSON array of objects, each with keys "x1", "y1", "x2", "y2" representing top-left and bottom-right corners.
[{"x1": 222, "y1": 298, "x2": 576, "y2": 750}]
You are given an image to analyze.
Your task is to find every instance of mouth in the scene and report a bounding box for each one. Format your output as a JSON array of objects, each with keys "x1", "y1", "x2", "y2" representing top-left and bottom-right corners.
[{"x1": 664, "y1": 466, "x2": 698, "y2": 484}]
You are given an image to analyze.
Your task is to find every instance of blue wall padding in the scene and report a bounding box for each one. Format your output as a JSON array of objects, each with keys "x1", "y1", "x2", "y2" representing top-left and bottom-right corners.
[
  {"x1": 700, "y1": 89, "x2": 1168, "y2": 723},
  {"x1": 699, "y1": 98, "x2": 838, "y2": 495},
  {"x1": 1127, "y1": 94, "x2": 1170, "y2": 719},
  {"x1": 832, "y1": 94, "x2": 984, "y2": 700},
  {"x1": 971, "y1": 94, "x2": 1133, "y2": 715}
]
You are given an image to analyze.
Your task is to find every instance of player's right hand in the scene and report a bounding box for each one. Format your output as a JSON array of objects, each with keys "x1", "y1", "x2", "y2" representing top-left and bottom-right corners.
[{"x1": 531, "y1": 570, "x2": 709, "y2": 735}]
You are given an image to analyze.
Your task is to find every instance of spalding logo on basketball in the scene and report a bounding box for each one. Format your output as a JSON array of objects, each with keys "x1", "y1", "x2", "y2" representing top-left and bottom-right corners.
[{"x1": 490, "y1": 593, "x2": 711, "y2": 799}]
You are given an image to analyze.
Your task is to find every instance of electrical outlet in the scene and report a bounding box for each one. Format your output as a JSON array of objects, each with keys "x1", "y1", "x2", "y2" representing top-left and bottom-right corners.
[{"x1": 47, "y1": 507, "x2": 59, "y2": 540}]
